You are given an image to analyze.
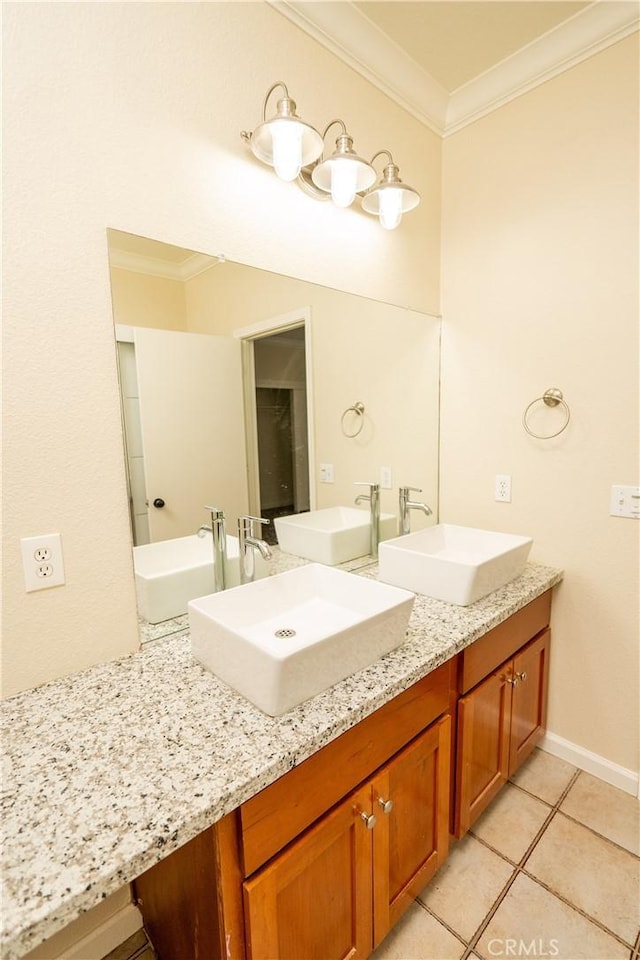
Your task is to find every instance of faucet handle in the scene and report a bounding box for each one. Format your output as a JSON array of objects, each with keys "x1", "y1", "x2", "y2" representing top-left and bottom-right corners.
[
  {"x1": 239, "y1": 515, "x2": 271, "y2": 534},
  {"x1": 354, "y1": 481, "x2": 380, "y2": 490},
  {"x1": 205, "y1": 505, "x2": 225, "y2": 519},
  {"x1": 399, "y1": 486, "x2": 422, "y2": 494}
]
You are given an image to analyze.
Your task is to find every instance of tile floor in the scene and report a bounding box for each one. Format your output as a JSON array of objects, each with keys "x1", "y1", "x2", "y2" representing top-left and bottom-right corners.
[
  {"x1": 107, "y1": 749, "x2": 639, "y2": 960},
  {"x1": 373, "y1": 749, "x2": 640, "y2": 960}
]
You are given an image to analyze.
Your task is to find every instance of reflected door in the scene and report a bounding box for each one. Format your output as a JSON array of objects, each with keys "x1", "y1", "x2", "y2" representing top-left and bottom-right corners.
[{"x1": 134, "y1": 327, "x2": 249, "y2": 541}]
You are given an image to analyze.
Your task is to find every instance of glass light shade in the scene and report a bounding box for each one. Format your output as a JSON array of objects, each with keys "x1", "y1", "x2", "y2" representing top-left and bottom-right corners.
[
  {"x1": 362, "y1": 181, "x2": 420, "y2": 230},
  {"x1": 312, "y1": 155, "x2": 377, "y2": 208},
  {"x1": 271, "y1": 120, "x2": 304, "y2": 182},
  {"x1": 378, "y1": 188, "x2": 404, "y2": 230},
  {"x1": 250, "y1": 117, "x2": 323, "y2": 182}
]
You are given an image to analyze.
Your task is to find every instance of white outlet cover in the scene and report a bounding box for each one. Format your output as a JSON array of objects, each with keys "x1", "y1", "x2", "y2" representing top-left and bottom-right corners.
[
  {"x1": 495, "y1": 474, "x2": 512, "y2": 502},
  {"x1": 21, "y1": 533, "x2": 65, "y2": 592}
]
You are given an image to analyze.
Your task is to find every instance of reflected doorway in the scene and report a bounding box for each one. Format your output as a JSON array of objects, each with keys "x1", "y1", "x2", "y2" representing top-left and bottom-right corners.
[
  {"x1": 239, "y1": 310, "x2": 314, "y2": 543},
  {"x1": 253, "y1": 328, "x2": 310, "y2": 542}
]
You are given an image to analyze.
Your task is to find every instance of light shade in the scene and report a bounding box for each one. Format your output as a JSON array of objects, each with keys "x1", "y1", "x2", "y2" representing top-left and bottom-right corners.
[
  {"x1": 311, "y1": 132, "x2": 376, "y2": 208},
  {"x1": 246, "y1": 84, "x2": 323, "y2": 183},
  {"x1": 362, "y1": 157, "x2": 420, "y2": 230}
]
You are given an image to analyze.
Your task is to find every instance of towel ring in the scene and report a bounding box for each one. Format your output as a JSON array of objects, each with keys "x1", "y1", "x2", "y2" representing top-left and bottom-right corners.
[
  {"x1": 523, "y1": 388, "x2": 571, "y2": 440},
  {"x1": 341, "y1": 401, "x2": 365, "y2": 438}
]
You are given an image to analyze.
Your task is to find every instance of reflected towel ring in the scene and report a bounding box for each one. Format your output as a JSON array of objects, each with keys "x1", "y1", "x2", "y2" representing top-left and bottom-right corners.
[
  {"x1": 341, "y1": 401, "x2": 365, "y2": 438},
  {"x1": 523, "y1": 388, "x2": 571, "y2": 439}
]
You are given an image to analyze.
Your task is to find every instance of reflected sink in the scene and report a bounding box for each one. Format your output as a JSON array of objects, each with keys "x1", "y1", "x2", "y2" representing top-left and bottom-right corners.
[
  {"x1": 378, "y1": 524, "x2": 533, "y2": 606},
  {"x1": 188, "y1": 563, "x2": 415, "y2": 716},
  {"x1": 274, "y1": 507, "x2": 397, "y2": 565},
  {"x1": 134, "y1": 533, "x2": 268, "y2": 624}
]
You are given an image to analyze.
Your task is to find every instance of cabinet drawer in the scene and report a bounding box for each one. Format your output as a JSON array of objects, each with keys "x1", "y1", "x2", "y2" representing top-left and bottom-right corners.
[
  {"x1": 240, "y1": 659, "x2": 454, "y2": 876},
  {"x1": 459, "y1": 591, "x2": 551, "y2": 694}
]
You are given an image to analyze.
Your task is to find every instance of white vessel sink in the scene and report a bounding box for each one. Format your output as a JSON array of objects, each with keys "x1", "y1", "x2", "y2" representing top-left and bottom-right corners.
[
  {"x1": 189, "y1": 563, "x2": 415, "y2": 716},
  {"x1": 134, "y1": 533, "x2": 268, "y2": 624},
  {"x1": 378, "y1": 524, "x2": 533, "y2": 606},
  {"x1": 274, "y1": 507, "x2": 397, "y2": 565}
]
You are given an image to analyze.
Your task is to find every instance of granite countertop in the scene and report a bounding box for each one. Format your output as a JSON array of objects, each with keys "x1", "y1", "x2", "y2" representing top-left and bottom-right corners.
[{"x1": 0, "y1": 560, "x2": 562, "y2": 959}]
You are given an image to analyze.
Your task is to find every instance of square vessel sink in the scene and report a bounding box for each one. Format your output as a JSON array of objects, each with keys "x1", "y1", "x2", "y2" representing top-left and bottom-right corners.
[
  {"x1": 274, "y1": 507, "x2": 397, "y2": 565},
  {"x1": 378, "y1": 524, "x2": 533, "y2": 606},
  {"x1": 188, "y1": 563, "x2": 415, "y2": 716}
]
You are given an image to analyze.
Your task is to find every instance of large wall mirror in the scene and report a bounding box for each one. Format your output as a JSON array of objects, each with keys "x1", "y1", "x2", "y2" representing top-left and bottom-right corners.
[{"x1": 107, "y1": 228, "x2": 441, "y2": 642}]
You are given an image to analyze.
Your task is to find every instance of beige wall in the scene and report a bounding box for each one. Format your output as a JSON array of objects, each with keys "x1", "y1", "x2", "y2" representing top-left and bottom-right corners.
[
  {"x1": 109, "y1": 267, "x2": 187, "y2": 331},
  {"x1": 440, "y1": 36, "x2": 639, "y2": 773},
  {"x1": 2, "y1": 2, "x2": 440, "y2": 697}
]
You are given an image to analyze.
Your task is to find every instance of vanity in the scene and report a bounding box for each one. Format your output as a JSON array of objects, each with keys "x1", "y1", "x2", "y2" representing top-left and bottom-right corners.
[
  {"x1": 134, "y1": 579, "x2": 553, "y2": 960},
  {"x1": 0, "y1": 559, "x2": 561, "y2": 960}
]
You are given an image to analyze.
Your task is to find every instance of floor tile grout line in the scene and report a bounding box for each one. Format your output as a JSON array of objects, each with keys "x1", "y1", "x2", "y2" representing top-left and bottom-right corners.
[
  {"x1": 554, "y1": 807, "x2": 640, "y2": 860},
  {"x1": 518, "y1": 865, "x2": 638, "y2": 951},
  {"x1": 414, "y1": 897, "x2": 471, "y2": 953},
  {"x1": 507, "y1": 777, "x2": 563, "y2": 807},
  {"x1": 461, "y1": 865, "x2": 523, "y2": 957}
]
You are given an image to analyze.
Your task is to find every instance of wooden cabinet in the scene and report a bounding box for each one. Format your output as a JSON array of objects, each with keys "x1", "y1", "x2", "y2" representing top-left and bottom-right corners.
[
  {"x1": 371, "y1": 716, "x2": 450, "y2": 948},
  {"x1": 243, "y1": 784, "x2": 373, "y2": 960},
  {"x1": 454, "y1": 593, "x2": 551, "y2": 838},
  {"x1": 243, "y1": 716, "x2": 451, "y2": 960}
]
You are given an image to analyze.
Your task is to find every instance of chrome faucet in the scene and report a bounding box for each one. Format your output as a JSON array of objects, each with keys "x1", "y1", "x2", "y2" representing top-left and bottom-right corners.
[
  {"x1": 398, "y1": 486, "x2": 432, "y2": 535},
  {"x1": 354, "y1": 481, "x2": 381, "y2": 558},
  {"x1": 204, "y1": 505, "x2": 227, "y2": 592},
  {"x1": 238, "y1": 515, "x2": 273, "y2": 584}
]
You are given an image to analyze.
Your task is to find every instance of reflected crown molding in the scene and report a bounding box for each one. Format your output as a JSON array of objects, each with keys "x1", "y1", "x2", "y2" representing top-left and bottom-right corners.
[
  {"x1": 269, "y1": 1, "x2": 639, "y2": 137},
  {"x1": 108, "y1": 248, "x2": 221, "y2": 282}
]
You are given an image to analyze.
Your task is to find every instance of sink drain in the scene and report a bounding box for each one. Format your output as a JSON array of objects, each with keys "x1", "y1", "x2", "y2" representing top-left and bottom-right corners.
[{"x1": 274, "y1": 628, "x2": 296, "y2": 639}]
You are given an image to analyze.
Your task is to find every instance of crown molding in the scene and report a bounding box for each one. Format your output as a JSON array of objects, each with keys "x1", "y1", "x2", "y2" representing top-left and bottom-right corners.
[
  {"x1": 268, "y1": 0, "x2": 449, "y2": 134},
  {"x1": 446, "y1": 1, "x2": 640, "y2": 135},
  {"x1": 109, "y1": 249, "x2": 220, "y2": 282},
  {"x1": 269, "y1": 1, "x2": 639, "y2": 137}
]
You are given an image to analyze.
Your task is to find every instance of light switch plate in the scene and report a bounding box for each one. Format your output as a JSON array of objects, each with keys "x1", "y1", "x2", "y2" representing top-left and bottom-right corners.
[
  {"x1": 319, "y1": 463, "x2": 334, "y2": 483},
  {"x1": 610, "y1": 484, "x2": 640, "y2": 518}
]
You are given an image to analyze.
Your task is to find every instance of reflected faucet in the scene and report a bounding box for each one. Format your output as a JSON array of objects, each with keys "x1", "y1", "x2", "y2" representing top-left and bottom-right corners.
[
  {"x1": 204, "y1": 505, "x2": 227, "y2": 592},
  {"x1": 238, "y1": 516, "x2": 273, "y2": 584},
  {"x1": 398, "y1": 486, "x2": 432, "y2": 535},
  {"x1": 354, "y1": 481, "x2": 381, "y2": 558}
]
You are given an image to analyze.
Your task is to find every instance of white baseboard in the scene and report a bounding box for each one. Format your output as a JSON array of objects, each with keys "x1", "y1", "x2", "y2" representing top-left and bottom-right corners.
[
  {"x1": 63, "y1": 904, "x2": 143, "y2": 960},
  {"x1": 540, "y1": 731, "x2": 639, "y2": 797},
  {"x1": 24, "y1": 889, "x2": 143, "y2": 960}
]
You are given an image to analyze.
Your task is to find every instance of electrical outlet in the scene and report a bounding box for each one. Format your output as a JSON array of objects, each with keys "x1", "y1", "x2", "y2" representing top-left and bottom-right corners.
[
  {"x1": 380, "y1": 466, "x2": 393, "y2": 490},
  {"x1": 21, "y1": 534, "x2": 65, "y2": 592},
  {"x1": 495, "y1": 474, "x2": 512, "y2": 503}
]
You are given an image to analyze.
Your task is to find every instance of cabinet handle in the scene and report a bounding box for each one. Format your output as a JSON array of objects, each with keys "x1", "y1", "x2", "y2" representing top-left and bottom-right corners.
[
  {"x1": 505, "y1": 676, "x2": 519, "y2": 687},
  {"x1": 377, "y1": 797, "x2": 394, "y2": 814},
  {"x1": 516, "y1": 671, "x2": 528, "y2": 682},
  {"x1": 360, "y1": 811, "x2": 377, "y2": 830}
]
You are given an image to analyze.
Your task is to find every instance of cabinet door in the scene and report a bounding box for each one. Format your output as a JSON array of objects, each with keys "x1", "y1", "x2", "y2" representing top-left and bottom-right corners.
[
  {"x1": 372, "y1": 715, "x2": 451, "y2": 948},
  {"x1": 508, "y1": 629, "x2": 550, "y2": 775},
  {"x1": 243, "y1": 784, "x2": 373, "y2": 960},
  {"x1": 456, "y1": 668, "x2": 512, "y2": 836}
]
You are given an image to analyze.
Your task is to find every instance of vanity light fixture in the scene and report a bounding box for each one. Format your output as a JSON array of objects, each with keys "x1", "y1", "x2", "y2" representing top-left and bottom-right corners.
[
  {"x1": 361, "y1": 151, "x2": 421, "y2": 231},
  {"x1": 307, "y1": 120, "x2": 377, "y2": 208},
  {"x1": 242, "y1": 84, "x2": 421, "y2": 228},
  {"x1": 240, "y1": 81, "x2": 324, "y2": 183}
]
